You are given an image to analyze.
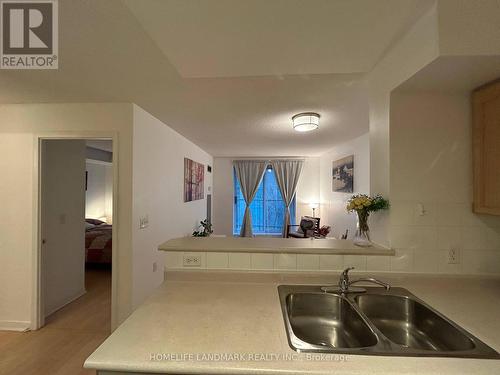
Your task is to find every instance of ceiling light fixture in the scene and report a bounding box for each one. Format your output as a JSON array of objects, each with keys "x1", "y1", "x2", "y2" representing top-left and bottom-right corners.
[{"x1": 292, "y1": 112, "x2": 320, "y2": 132}]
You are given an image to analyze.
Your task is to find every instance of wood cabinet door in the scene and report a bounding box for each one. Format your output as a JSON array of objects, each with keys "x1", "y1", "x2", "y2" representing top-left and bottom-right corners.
[{"x1": 473, "y1": 80, "x2": 500, "y2": 215}]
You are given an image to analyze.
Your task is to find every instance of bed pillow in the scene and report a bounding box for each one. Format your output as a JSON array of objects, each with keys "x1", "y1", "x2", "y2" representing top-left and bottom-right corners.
[
  {"x1": 86, "y1": 218, "x2": 106, "y2": 226},
  {"x1": 85, "y1": 222, "x2": 95, "y2": 230}
]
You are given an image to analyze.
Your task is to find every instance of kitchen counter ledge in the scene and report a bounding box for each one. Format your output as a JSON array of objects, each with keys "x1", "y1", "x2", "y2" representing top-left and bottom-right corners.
[
  {"x1": 85, "y1": 271, "x2": 500, "y2": 375},
  {"x1": 158, "y1": 236, "x2": 395, "y2": 256}
]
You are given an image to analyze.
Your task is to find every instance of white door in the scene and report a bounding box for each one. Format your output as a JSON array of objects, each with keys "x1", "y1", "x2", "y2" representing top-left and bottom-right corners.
[{"x1": 40, "y1": 140, "x2": 87, "y2": 319}]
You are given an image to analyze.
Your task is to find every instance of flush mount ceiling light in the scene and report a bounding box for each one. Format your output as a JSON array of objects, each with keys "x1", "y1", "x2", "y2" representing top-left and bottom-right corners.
[{"x1": 292, "y1": 112, "x2": 320, "y2": 132}]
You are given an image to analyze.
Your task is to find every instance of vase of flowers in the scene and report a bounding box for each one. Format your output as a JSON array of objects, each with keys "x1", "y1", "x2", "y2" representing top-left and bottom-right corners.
[{"x1": 346, "y1": 194, "x2": 389, "y2": 247}]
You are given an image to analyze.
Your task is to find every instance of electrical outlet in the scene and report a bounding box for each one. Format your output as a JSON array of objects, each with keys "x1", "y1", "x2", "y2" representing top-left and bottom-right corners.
[
  {"x1": 447, "y1": 248, "x2": 460, "y2": 264},
  {"x1": 183, "y1": 254, "x2": 202, "y2": 267}
]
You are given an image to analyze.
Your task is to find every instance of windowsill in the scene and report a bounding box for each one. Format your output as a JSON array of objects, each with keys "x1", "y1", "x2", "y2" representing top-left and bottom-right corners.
[
  {"x1": 233, "y1": 233, "x2": 282, "y2": 238},
  {"x1": 159, "y1": 236, "x2": 395, "y2": 256}
]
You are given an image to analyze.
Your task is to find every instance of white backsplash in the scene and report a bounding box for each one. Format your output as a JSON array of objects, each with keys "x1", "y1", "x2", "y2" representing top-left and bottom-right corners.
[{"x1": 389, "y1": 200, "x2": 500, "y2": 274}]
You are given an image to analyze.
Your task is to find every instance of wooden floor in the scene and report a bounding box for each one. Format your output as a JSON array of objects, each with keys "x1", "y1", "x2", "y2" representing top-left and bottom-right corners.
[{"x1": 0, "y1": 268, "x2": 111, "y2": 375}]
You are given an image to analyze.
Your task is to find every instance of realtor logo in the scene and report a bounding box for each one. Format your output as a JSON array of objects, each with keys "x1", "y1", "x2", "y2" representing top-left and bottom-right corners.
[{"x1": 1, "y1": 0, "x2": 58, "y2": 69}]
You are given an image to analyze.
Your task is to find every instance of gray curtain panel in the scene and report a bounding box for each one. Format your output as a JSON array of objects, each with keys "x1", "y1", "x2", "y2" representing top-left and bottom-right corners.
[
  {"x1": 271, "y1": 159, "x2": 304, "y2": 237},
  {"x1": 233, "y1": 160, "x2": 269, "y2": 237}
]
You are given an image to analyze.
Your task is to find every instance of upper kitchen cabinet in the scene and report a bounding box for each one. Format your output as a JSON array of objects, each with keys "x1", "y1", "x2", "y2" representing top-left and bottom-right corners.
[{"x1": 473, "y1": 80, "x2": 500, "y2": 215}]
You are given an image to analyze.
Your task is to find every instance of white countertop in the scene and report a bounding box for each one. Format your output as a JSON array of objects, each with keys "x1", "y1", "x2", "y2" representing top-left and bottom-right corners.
[
  {"x1": 85, "y1": 271, "x2": 500, "y2": 375},
  {"x1": 158, "y1": 237, "x2": 395, "y2": 256}
]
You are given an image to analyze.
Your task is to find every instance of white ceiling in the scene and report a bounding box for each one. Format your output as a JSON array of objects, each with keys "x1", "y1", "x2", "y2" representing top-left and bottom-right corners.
[
  {"x1": 396, "y1": 56, "x2": 500, "y2": 93},
  {"x1": 164, "y1": 74, "x2": 368, "y2": 156},
  {"x1": 125, "y1": 0, "x2": 432, "y2": 78},
  {"x1": 0, "y1": 0, "x2": 435, "y2": 156},
  {"x1": 86, "y1": 140, "x2": 113, "y2": 153}
]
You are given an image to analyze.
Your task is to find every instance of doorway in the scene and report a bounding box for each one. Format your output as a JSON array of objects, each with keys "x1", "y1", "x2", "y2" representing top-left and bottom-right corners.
[{"x1": 35, "y1": 136, "x2": 117, "y2": 331}]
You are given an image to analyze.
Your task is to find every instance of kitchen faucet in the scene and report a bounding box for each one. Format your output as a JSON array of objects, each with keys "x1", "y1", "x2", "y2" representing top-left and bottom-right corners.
[{"x1": 321, "y1": 267, "x2": 391, "y2": 294}]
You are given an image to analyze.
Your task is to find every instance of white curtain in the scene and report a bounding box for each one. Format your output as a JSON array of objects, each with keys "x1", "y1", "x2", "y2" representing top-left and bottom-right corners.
[
  {"x1": 234, "y1": 160, "x2": 269, "y2": 237},
  {"x1": 271, "y1": 160, "x2": 304, "y2": 238}
]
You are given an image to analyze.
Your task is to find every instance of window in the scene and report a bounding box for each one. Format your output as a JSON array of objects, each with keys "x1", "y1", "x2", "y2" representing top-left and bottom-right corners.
[{"x1": 233, "y1": 167, "x2": 296, "y2": 235}]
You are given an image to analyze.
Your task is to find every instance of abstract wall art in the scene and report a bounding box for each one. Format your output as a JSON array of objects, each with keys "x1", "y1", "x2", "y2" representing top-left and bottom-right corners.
[{"x1": 184, "y1": 158, "x2": 205, "y2": 202}]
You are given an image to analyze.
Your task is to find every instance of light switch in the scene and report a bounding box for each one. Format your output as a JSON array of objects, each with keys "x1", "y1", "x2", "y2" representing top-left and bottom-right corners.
[
  {"x1": 139, "y1": 215, "x2": 149, "y2": 229},
  {"x1": 416, "y1": 203, "x2": 426, "y2": 216}
]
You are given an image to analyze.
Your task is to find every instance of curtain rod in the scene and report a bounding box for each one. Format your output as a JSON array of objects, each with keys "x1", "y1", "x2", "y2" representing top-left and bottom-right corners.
[{"x1": 232, "y1": 158, "x2": 306, "y2": 163}]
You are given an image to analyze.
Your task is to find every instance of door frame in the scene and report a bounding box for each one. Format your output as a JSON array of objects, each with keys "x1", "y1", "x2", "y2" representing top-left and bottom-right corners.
[{"x1": 32, "y1": 131, "x2": 119, "y2": 330}]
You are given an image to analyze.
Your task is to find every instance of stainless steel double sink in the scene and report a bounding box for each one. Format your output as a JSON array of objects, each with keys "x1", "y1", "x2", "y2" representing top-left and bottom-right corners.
[{"x1": 278, "y1": 285, "x2": 499, "y2": 358}]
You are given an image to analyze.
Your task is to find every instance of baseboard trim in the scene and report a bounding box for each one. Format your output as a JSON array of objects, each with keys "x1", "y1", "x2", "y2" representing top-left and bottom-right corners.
[
  {"x1": 0, "y1": 320, "x2": 31, "y2": 332},
  {"x1": 45, "y1": 288, "x2": 87, "y2": 317}
]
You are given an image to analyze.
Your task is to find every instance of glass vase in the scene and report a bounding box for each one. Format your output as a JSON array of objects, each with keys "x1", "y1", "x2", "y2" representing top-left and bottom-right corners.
[{"x1": 353, "y1": 211, "x2": 372, "y2": 247}]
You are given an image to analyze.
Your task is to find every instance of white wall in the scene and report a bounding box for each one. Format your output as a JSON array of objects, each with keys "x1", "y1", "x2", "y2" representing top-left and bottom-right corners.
[
  {"x1": 212, "y1": 157, "x2": 319, "y2": 237},
  {"x1": 0, "y1": 134, "x2": 34, "y2": 330},
  {"x1": 212, "y1": 157, "x2": 233, "y2": 236},
  {"x1": 295, "y1": 158, "x2": 320, "y2": 219},
  {"x1": 366, "y1": 0, "x2": 500, "y2": 247},
  {"x1": 363, "y1": 0, "x2": 500, "y2": 273},
  {"x1": 0, "y1": 103, "x2": 134, "y2": 330},
  {"x1": 388, "y1": 91, "x2": 500, "y2": 274},
  {"x1": 105, "y1": 164, "x2": 113, "y2": 223},
  {"x1": 42, "y1": 140, "x2": 86, "y2": 317},
  {"x1": 85, "y1": 160, "x2": 113, "y2": 223},
  {"x1": 367, "y1": 2, "x2": 440, "y2": 245},
  {"x1": 132, "y1": 105, "x2": 213, "y2": 308},
  {"x1": 319, "y1": 134, "x2": 370, "y2": 239}
]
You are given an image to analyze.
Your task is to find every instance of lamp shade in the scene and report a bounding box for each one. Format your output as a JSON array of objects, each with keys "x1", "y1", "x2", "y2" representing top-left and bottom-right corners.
[{"x1": 292, "y1": 112, "x2": 320, "y2": 132}]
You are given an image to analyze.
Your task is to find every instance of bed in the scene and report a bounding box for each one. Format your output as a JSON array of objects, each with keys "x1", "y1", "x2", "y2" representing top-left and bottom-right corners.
[{"x1": 85, "y1": 219, "x2": 112, "y2": 265}]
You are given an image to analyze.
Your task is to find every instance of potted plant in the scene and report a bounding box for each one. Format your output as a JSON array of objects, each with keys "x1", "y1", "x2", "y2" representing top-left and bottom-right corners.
[
  {"x1": 192, "y1": 219, "x2": 213, "y2": 237},
  {"x1": 346, "y1": 194, "x2": 389, "y2": 247}
]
